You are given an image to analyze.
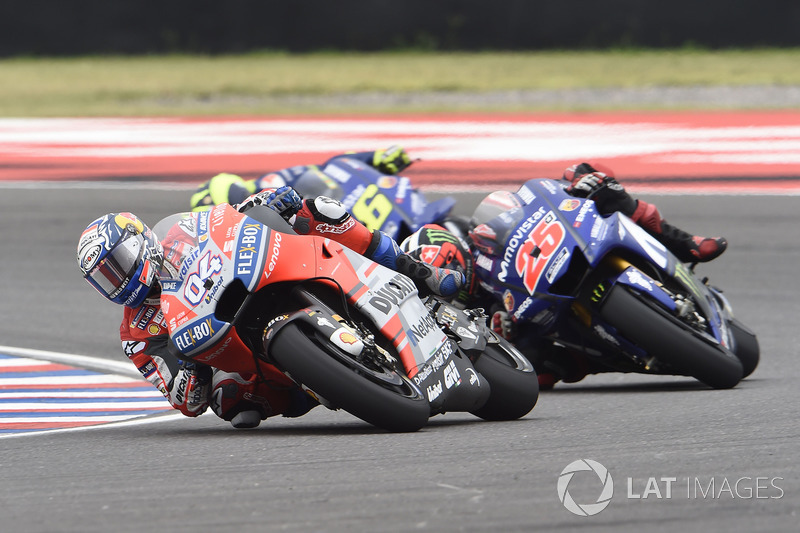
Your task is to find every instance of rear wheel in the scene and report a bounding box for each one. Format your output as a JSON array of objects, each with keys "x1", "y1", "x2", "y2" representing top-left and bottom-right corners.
[
  {"x1": 269, "y1": 323, "x2": 430, "y2": 432},
  {"x1": 599, "y1": 286, "x2": 743, "y2": 389},
  {"x1": 469, "y1": 334, "x2": 540, "y2": 421}
]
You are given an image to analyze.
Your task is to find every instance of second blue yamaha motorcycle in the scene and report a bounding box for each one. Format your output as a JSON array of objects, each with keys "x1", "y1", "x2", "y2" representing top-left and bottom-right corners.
[{"x1": 466, "y1": 179, "x2": 759, "y2": 389}]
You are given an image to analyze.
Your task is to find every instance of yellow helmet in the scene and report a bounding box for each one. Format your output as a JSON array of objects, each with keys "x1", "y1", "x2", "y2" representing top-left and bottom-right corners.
[{"x1": 190, "y1": 173, "x2": 257, "y2": 212}]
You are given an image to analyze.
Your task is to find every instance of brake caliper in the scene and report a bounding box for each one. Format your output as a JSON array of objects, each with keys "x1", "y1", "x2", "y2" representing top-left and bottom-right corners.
[{"x1": 673, "y1": 293, "x2": 706, "y2": 329}]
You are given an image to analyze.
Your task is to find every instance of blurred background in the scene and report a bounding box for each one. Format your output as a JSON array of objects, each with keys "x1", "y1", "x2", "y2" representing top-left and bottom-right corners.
[{"x1": 2, "y1": 0, "x2": 798, "y2": 55}]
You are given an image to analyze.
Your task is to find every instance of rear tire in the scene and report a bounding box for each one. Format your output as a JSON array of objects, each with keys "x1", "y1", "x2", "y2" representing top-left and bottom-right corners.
[
  {"x1": 269, "y1": 323, "x2": 430, "y2": 432},
  {"x1": 599, "y1": 286, "x2": 743, "y2": 389},
  {"x1": 469, "y1": 335, "x2": 540, "y2": 421}
]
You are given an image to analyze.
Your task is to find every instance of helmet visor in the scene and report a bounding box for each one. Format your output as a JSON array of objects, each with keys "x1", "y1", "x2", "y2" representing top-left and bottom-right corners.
[{"x1": 87, "y1": 233, "x2": 144, "y2": 298}]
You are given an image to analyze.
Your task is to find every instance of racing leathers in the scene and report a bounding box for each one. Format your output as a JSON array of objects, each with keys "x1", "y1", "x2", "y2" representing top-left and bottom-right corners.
[{"x1": 119, "y1": 215, "x2": 315, "y2": 429}]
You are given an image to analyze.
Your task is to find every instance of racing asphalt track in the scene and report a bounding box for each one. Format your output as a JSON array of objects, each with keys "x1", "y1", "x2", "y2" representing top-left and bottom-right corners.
[{"x1": 0, "y1": 185, "x2": 797, "y2": 533}]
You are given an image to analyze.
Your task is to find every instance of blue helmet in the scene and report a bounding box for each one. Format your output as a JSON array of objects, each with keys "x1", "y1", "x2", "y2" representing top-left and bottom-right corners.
[{"x1": 77, "y1": 213, "x2": 163, "y2": 308}]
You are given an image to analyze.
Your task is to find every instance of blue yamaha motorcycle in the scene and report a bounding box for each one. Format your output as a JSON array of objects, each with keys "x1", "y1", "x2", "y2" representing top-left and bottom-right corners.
[
  {"x1": 467, "y1": 179, "x2": 759, "y2": 389},
  {"x1": 284, "y1": 157, "x2": 455, "y2": 243}
]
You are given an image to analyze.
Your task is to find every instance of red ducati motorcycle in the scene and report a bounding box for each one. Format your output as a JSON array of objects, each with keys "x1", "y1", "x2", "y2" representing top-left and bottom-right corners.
[{"x1": 153, "y1": 204, "x2": 539, "y2": 432}]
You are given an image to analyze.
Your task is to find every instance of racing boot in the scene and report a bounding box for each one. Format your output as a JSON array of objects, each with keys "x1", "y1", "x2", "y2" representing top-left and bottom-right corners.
[
  {"x1": 210, "y1": 368, "x2": 300, "y2": 429},
  {"x1": 532, "y1": 345, "x2": 611, "y2": 390},
  {"x1": 631, "y1": 200, "x2": 728, "y2": 263},
  {"x1": 531, "y1": 347, "x2": 590, "y2": 390},
  {"x1": 367, "y1": 230, "x2": 465, "y2": 298}
]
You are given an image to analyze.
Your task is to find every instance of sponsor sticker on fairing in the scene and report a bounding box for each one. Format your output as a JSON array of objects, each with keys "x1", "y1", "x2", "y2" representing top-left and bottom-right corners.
[
  {"x1": 341, "y1": 184, "x2": 366, "y2": 209},
  {"x1": 322, "y1": 163, "x2": 352, "y2": 183},
  {"x1": 474, "y1": 253, "x2": 493, "y2": 272},
  {"x1": 559, "y1": 199, "x2": 581, "y2": 212},
  {"x1": 407, "y1": 313, "x2": 438, "y2": 347},
  {"x1": 236, "y1": 223, "x2": 264, "y2": 277},
  {"x1": 545, "y1": 247, "x2": 570, "y2": 283},
  {"x1": 517, "y1": 186, "x2": 536, "y2": 204},
  {"x1": 330, "y1": 327, "x2": 364, "y2": 356},
  {"x1": 172, "y1": 318, "x2": 217, "y2": 353},
  {"x1": 412, "y1": 340, "x2": 453, "y2": 386},
  {"x1": 625, "y1": 268, "x2": 655, "y2": 292},
  {"x1": 443, "y1": 360, "x2": 461, "y2": 389},
  {"x1": 368, "y1": 274, "x2": 418, "y2": 314},
  {"x1": 426, "y1": 380, "x2": 443, "y2": 402},
  {"x1": 573, "y1": 200, "x2": 594, "y2": 228}
]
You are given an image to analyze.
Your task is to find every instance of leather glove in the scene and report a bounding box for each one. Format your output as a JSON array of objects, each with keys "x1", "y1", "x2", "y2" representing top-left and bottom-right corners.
[
  {"x1": 563, "y1": 163, "x2": 637, "y2": 216},
  {"x1": 237, "y1": 186, "x2": 303, "y2": 220},
  {"x1": 372, "y1": 145, "x2": 413, "y2": 175},
  {"x1": 564, "y1": 163, "x2": 612, "y2": 197},
  {"x1": 169, "y1": 361, "x2": 212, "y2": 417},
  {"x1": 263, "y1": 186, "x2": 303, "y2": 219},
  {"x1": 491, "y1": 310, "x2": 516, "y2": 340}
]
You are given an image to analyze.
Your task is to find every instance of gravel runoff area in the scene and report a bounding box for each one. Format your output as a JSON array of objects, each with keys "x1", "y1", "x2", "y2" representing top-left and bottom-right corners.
[{"x1": 167, "y1": 85, "x2": 800, "y2": 110}]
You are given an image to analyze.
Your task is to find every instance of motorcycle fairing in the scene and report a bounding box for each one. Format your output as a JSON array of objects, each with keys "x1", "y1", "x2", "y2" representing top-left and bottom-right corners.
[
  {"x1": 160, "y1": 206, "x2": 273, "y2": 358},
  {"x1": 336, "y1": 245, "x2": 450, "y2": 376},
  {"x1": 256, "y1": 241, "x2": 488, "y2": 414},
  {"x1": 612, "y1": 266, "x2": 677, "y2": 312}
]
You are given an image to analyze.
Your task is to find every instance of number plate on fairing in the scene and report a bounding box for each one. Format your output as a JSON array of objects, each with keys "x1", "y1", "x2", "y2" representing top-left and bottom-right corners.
[{"x1": 160, "y1": 207, "x2": 270, "y2": 357}]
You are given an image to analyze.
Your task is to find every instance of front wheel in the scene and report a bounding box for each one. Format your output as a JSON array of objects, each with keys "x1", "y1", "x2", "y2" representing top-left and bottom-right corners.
[
  {"x1": 729, "y1": 318, "x2": 759, "y2": 378},
  {"x1": 599, "y1": 286, "x2": 743, "y2": 389},
  {"x1": 469, "y1": 333, "x2": 540, "y2": 421},
  {"x1": 269, "y1": 323, "x2": 430, "y2": 432}
]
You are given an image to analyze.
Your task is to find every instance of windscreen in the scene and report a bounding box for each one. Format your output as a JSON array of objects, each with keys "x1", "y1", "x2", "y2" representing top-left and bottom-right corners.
[{"x1": 152, "y1": 212, "x2": 200, "y2": 280}]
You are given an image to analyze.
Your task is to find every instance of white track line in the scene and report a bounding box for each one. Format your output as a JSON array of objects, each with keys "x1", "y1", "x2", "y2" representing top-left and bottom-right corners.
[{"x1": 0, "y1": 345, "x2": 199, "y2": 439}]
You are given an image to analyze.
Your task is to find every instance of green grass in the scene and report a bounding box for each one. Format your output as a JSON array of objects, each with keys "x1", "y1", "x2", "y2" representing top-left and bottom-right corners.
[{"x1": 2, "y1": 49, "x2": 800, "y2": 116}]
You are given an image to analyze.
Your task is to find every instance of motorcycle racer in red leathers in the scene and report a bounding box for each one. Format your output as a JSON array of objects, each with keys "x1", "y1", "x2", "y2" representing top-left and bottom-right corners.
[{"x1": 77, "y1": 189, "x2": 463, "y2": 429}]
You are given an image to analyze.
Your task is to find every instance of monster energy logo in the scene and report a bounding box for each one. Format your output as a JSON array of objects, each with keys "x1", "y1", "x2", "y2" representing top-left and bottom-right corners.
[
  {"x1": 591, "y1": 282, "x2": 607, "y2": 302},
  {"x1": 425, "y1": 229, "x2": 458, "y2": 244},
  {"x1": 673, "y1": 263, "x2": 704, "y2": 300}
]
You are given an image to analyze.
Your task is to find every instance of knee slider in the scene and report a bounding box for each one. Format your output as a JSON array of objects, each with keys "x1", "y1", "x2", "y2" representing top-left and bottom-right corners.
[
  {"x1": 210, "y1": 371, "x2": 273, "y2": 421},
  {"x1": 310, "y1": 196, "x2": 349, "y2": 224}
]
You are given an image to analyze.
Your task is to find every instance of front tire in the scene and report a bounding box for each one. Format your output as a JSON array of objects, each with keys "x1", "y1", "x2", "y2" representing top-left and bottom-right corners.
[
  {"x1": 469, "y1": 334, "x2": 540, "y2": 421},
  {"x1": 729, "y1": 318, "x2": 759, "y2": 378},
  {"x1": 599, "y1": 286, "x2": 743, "y2": 389},
  {"x1": 269, "y1": 323, "x2": 430, "y2": 432}
]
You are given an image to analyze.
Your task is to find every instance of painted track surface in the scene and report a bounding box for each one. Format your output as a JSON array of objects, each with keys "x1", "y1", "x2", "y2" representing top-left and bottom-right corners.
[
  {"x1": 0, "y1": 352, "x2": 171, "y2": 434},
  {"x1": 0, "y1": 183, "x2": 797, "y2": 532},
  {"x1": 3, "y1": 111, "x2": 800, "y2": 193}
]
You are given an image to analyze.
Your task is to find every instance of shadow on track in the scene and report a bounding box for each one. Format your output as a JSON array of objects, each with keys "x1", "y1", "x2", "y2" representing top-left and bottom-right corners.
[
  {"x1": 127, "y1": 413, "x2": 541, "y2": 438},
  {"x1": 545, "y1": 377, "x2": 764, "y2": 394}
]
